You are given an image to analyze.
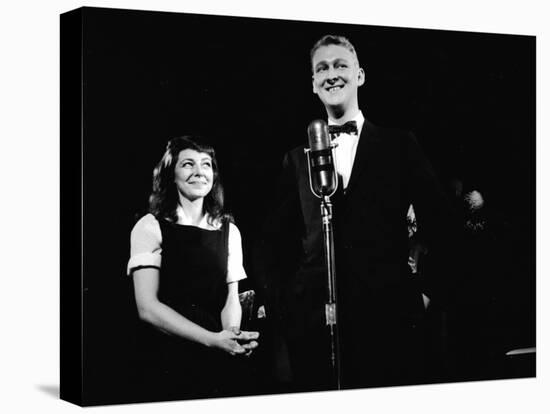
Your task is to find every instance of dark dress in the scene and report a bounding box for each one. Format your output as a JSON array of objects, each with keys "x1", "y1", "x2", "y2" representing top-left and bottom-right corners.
[{"x1": 135, "y1": 218, "x2": 248, "y2": 401}]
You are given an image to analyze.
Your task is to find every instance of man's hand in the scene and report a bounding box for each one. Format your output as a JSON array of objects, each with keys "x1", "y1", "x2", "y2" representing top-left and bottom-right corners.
[
  {"x1": 408, "y1": 242, "x2": 429, "y2": 274},
  {"x1": 464, "y1": 190, "x2": 484, "y2": 211}
]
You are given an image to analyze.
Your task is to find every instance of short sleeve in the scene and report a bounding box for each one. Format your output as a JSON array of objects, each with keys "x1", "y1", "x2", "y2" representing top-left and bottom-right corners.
[
  {"x1": 127, "y1": 214, "x2": 162, "y2": 275},
  {"x1": 226, "y1": 222, "x2": 247, "y2": 283}
]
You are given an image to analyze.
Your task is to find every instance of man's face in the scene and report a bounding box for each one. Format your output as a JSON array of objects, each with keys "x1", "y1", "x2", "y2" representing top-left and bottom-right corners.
[{"x1": 311, "y1": 44, "x2": 364, "y2": 113}]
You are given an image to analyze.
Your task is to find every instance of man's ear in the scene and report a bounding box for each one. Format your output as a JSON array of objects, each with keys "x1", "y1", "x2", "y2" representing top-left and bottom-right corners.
[{"x1": 357, "y1": 67, "x2": 365, "y2": 86}]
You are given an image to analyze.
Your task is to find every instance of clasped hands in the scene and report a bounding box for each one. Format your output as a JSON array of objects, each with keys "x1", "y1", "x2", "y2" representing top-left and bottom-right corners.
[{"x1": 213, "y1": 326, "x2": 259, "y2": 357}]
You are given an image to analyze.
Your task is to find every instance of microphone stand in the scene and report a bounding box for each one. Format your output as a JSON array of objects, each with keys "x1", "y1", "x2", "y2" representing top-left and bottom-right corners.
[
  {"x1": 320, "y1": 195, "x2": 341, "y2": 390},
  {"x1": 304, "y1": 146, "x2": 341, "y2": 390}
]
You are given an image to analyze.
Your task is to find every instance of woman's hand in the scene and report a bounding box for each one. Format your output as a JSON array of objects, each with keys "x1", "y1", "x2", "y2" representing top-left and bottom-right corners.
[
  {"x1": 233, "y1": 327, "x2": 260, "y2": 357},
  {"x1": 211, "y1": 327, "x2": 259, "y2": 356}
]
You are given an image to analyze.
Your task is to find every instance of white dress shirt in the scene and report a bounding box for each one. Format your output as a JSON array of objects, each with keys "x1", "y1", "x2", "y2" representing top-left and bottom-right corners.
[{"x1": 328, "y1": 111, "x2": 365, "y2": 191}]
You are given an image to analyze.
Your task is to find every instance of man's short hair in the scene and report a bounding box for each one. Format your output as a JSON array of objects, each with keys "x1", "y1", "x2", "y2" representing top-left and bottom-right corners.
[{"x1": 310, "y1": 35, "x2": 360, "y2": 70}]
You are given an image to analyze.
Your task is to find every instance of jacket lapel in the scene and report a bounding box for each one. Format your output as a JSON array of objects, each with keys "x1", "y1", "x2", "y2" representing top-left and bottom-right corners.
[{"x1": 344, "y1": 119, "x2": 380, "y2": 197}]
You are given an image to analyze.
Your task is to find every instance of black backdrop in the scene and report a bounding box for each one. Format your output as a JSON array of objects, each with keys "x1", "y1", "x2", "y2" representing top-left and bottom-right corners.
[{"x1": 77, "y1": 7, "x2": 535, "y2": 404}]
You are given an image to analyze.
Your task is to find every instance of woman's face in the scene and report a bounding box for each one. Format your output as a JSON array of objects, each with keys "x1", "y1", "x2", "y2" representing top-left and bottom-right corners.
[{"x1": 174, "y1": 149, "x2": 214, "y2": 202}]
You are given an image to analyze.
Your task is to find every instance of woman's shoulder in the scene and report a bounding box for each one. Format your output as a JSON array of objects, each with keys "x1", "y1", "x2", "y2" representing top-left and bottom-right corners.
[
  {"x1": 221, "y1": 216, "x2": 240, "y2": 234},
  {"x1": 227, "y1": 220, "x2": 240, "y2": 232},
  {"x1": 226, "y1": 220, "x2": 242, "y2": 241},
  {"x1": 131, "y1": 213, "x2": 161, "y2": 236},
  {"x1": 208, "y1": 217, "x2": 242, "y2": 241},
  {"x1": 204, "y1": 214, "x2": 236, "y2": 231},
  {"x1": 129, "y1": 213, "x2": 163, "y2": 256}
]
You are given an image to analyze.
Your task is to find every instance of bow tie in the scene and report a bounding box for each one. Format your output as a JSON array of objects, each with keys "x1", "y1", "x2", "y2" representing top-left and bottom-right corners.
[{"x1": 328, "y1": 120, "x2": 358, "y2": 136}]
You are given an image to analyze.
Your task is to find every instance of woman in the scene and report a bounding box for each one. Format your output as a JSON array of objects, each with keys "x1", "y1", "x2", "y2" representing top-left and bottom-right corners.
[{"x1": 127, "y1": 136, "x2": 259, "y2": 400}]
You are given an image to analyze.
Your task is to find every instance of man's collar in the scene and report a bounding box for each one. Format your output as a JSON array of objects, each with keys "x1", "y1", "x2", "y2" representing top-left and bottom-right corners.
[{"x1": 328, "y1": 111, "x2": 365, "y2": 135}]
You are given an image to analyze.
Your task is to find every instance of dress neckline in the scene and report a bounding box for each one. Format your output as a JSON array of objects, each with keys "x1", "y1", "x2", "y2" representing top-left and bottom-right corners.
[{"x1": 160, "y1": 217, "x2": 224, "y2": 232}]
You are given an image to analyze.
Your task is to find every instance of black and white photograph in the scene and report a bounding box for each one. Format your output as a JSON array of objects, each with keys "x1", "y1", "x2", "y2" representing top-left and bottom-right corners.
[
  {"x1": 59, "y1": 4, "x2": 537, "y2": 406},
  {"x1": 2, "y1": 1, "x2": 548, "y2": 413}
]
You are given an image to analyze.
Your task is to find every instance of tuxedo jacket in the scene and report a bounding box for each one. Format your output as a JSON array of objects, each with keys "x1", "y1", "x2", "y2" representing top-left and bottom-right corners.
[{"x1": 259, "y1": 118, "x2": 456, "y2": 385}]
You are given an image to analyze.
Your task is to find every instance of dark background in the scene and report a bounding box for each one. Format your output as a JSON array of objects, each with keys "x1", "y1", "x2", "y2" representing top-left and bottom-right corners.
[{"x1": 78, "y1": 7, "x2": 535, "y2": 404}]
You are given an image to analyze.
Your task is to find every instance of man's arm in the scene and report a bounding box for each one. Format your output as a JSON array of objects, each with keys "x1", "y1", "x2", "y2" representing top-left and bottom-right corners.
[{"x1": 406, "y1": 133, "x2": 460, "y2": 302}]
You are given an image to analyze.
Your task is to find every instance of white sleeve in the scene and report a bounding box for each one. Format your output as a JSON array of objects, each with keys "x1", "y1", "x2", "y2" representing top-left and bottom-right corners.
[
  {"x1": 127, "y1": 214, "x2": 162, "y2": 275},
  {"x1": 226, "y1": 222, "x2": 247, "y2": 283}
]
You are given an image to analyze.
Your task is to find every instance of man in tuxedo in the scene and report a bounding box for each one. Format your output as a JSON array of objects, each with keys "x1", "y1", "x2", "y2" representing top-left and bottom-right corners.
[{"x1": 260, "y1": 35, "x2": 454, "y2": 392}]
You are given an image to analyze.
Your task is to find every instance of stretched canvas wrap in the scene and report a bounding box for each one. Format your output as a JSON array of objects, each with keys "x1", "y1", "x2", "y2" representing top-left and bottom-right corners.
[{"x1": 60, "y1": 6, "x2": 536, "y2": 406}]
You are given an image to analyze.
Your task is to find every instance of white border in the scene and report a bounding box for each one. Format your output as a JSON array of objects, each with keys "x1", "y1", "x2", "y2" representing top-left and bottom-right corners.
[{"x1": 0, "y1": 1, "x2": 546, "y2": 413}]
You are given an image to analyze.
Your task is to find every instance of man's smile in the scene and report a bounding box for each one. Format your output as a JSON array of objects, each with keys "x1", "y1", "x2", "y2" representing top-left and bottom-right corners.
[{"x1": 326, "y1": 85, "x2": 344, "y2": 93}]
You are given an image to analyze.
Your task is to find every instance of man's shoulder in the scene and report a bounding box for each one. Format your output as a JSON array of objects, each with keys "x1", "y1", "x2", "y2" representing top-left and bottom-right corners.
[
  {"x1": 363, "y1": 118, "x2": 413, "y2": 141},
  {"x1": 283, "y1": 144, "x2": 308, "y2": 165}
]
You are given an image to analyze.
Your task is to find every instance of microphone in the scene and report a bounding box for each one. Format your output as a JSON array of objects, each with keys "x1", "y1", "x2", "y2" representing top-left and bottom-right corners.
[{"x1": 306, "y1": 120, "x2": 338, "y2": 198}]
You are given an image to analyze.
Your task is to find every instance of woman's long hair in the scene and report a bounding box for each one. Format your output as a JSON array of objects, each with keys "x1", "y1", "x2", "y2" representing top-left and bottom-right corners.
[{"x1": 148, "y1": 136, "x2": 229, "y2": 225}]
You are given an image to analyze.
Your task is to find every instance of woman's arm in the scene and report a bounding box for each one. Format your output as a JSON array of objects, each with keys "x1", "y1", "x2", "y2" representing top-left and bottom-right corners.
[
  {"x1": 220, "y1": 281, "x2": 242, "y2": 330},
  {"x1": 133, "y1": 267, "x2": 250, "y2": 355},
  {"x1": 222, "y1": 223, "x2": 260, "y2": 353},
  {"x1": 220, "y1": 281, "x2": 259, "y2": 355}
]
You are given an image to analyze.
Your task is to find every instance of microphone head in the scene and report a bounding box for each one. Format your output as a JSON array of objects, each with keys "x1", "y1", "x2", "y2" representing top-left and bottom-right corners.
[
  {"x1": 306, "y1": 119, "x2": 337, "y2": 197},
  {"x1": 307, "y1": 119, "x2": 330, "y2": 152}
]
